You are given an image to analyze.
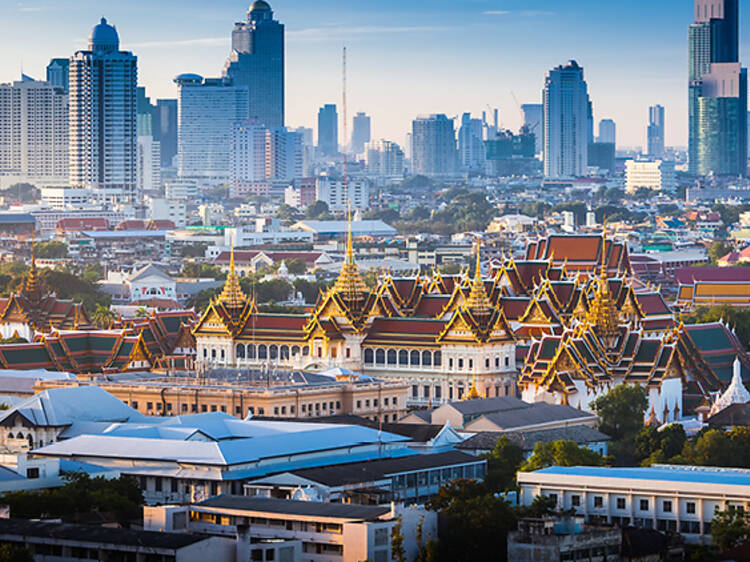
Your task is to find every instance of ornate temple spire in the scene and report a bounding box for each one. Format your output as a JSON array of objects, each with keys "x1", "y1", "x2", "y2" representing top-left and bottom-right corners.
[
  {"x1": 218, "y1": 242, "x2": 247, "y2": 310},
  {"x1": 332, "y1": 206, "x2": 368, "y2": 306},
  {"x1": 22, "y1": 240, "x2": 43, "y2": 302},
  {"x1": 585, "y1": 224, "x2": 619, "y2": 345},
  {"x1": 710, "y1": 358, "x2": 750, "y2": 416},
  {"x1": 466, "y1": 241, "x2": 493, "y2": 319}
]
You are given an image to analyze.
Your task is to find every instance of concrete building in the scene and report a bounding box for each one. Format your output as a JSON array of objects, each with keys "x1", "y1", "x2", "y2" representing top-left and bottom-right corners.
[
  {"x1": 148, "y1": 197, "x2": 187, "y2": 228},
  {"x1": 230, "y1": 123, "x2": 302, "y2": 194},
  {"x1": 45, "y1": 58, "x2": 69, "y2": 92},
  {"x1": 154, "y1": 98, "x2": 178, "y2": 169},
  {"x1": 315, "y1": 176, "x2": 370, "y2": 211},
  {"x1": 69, "y1": 18, "x2": 138, "y2": 202},
  {"x1": 411, "y1": 114, "x2": 458, "y2": 177},
  {"x1": 223, "y1": 0, "x2": 284, "y2": 129},
  {"x1": 351, "y1": 111, "x2": 371, "y2": 154},
  {"x1": 318, "y1": 104, "x2": 338, "y2": 157},
  {"x1": 136, "y1": 87, "x2": 162, "y2": 194},
  {"x1": 0, "y1": 77, "x2": 68, "y2": 189},
  {"x1": 458, "y1": 113, "x2": 486, "y2": 172},
  {"x1": 174, "y1": 74, "x2": 248, "y2": 185},
  {"x1": 648, "y1": 104, "x2": 666, "y2": 158},
  {"x1": 521, "y1": 103, "x2": 543, "y2": 154},
  {"x1": 543, "y1": 60, "x2": 591, "y2": 178},
  {"x1": 518, "y1": 464, "x2": 750, "y2": 544},
  {"x1": 625, "y1": 159, "x2": 676, "y2": 193},
  {"x1": 365, "y1": 139, "x2": 404, "y2": 177},
  {"x1": 597, "y1": 119, "x2": 616, "y2": 145}
]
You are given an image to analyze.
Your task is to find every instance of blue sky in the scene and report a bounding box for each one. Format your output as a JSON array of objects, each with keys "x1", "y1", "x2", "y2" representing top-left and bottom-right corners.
[{"x1": 2, "y1": 0, "x2": 748, "y2": 148}]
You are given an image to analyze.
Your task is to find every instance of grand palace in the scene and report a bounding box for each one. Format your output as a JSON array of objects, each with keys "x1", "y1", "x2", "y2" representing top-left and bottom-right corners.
[{"x1": 193, "y1": 231, "x2": 749, "y2": 419}]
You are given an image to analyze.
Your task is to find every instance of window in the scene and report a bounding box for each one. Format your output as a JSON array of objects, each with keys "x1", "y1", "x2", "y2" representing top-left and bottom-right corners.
[
  {"x1": 364, "y1": 349, "x2": 374, "y2": 364},
  {"x1": 594, "y1": 496, "x2": 603, "y2": 508},
  {"x1": 384, "y1": 397, "x2": 389, "y2": 406},
  {"x1": 26, "y1": 467, "x2": 39, "y2": 479},
  {"x1": 357, "y1": 400, "x2": 362, "y2": 409},
  {"x1": 393, "y1": 397, "x2": 397, "y2": 405},
  {"x1": 336, "y1": 401, "x2": 341, "y2": 409},
  {"x1": 485, "y1": 358, "x2": 490, "y2": 368},
  {"x1": 423, "y1": 386, "x2": 430, "y2": 399},
  {"x1": 412, "y1": 386, "x2": 418, "y2": 399},
  {"x1": 571, "y1": 495, "x2": 580, "y2": 507},
  {"x1": 365, "y1": 400, "x2": 370, "y2": 408},
  {"x1": 495, "y1": 357, "x2": 500, "y2": 368},
  {"x1": 617, "y1": 497, "x2": 626, "y2": 510},
  {"x1": 147, "y1": 402, "x2": 153, "y2": 411},
  {"x1": 435, "y1": 386, "x2": 441, "y2": 399},
  {"x1": 640, "y1": 499, "x2": 649, "y2": 511},
  {"x1": 548, "y1": 493, "x2": 557, "y2": 505},
  {"x1": 663, "y1": 500, "x2": 672, "y2": 513},
  {"x1": 458, "y1": 358, "x2": 464, "y2": 369},
  {"x1": 131, "y1": 401, "x2": 138, "y2": 410},
  {"x1": 687, "y1": 502, "x2": 696, "y2": 514},
  {"x1": 505, "y1": 356, "x2": 510, "y2": 367}
]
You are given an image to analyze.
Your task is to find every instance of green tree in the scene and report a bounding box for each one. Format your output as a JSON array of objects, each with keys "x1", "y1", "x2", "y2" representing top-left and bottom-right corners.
[
  {"x1": 0, "y1": 544, "x2": 33, "y2": 562},
  {"x1": 284, "y1": 258, "x2": 307, "y2": 275},
  {"x1": 91, "y1": 304, "x2": 115, "y2": 329},
  {"x1": 516, "y1": 494, "x2": 557, "y2": 518},
  {"x1": 293, "y1": 278, "x2": 329, "y2": 304},
  {"x1": 709, "y1": 241, "x2": 734, "y2": 264},
  {"x1": 552, "y1": 201, "x2": 588, "y2": 224},
  {"x1": 391, "y1": 515, "x2": 406, "y2": 562},
  {"x1": 682, "y1": 305, "x2": 750, "y2": 349},
  {"x1": 591, "y1": 384, "x2": 648, "y2": 463},
  {"x1": 634, "y1": 424, "x2": 687, "y2": 465},
  {"x1": 134, "y1": 307, "x2": 150, "y2": 318},
  {"x1": 684, "y1": 429, "x2": 734, "y2": 467},
  {"x1": 180, "y1": 243, "x2": 208, "y2": 258},
  {"x1": 33, "y1": 241, "x2": 68, "y2": 259},
  {"x1": 182, "y1": 262, "x2": 226, "y2": 280},
  {"x1": 712, "y1": 203, "x2": 742, "y2": 226},
  {"x1": 305, "y1": 200, "x2": 332, "y2": 220},
  {"x1": 276, "y1": 204, "x2": 302, "y2": 223},
  {"x1": 711, "y1": 507, "x2": 750, "y2": 552},
  {"x1": 521, "y1": 440, "x2": 604, "y2": 472},
  {"x1": 482, "y1": 435, "x2": 525, "y2": 492}
]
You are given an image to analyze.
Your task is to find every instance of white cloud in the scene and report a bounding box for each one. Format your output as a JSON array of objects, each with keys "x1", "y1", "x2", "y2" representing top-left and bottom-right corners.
[
  {"x1": 483, "y1": 10, "x2": 511, "y2": 16},
  {"x1": 128, "y1": 37, "x2": 228, "y2": 49}
]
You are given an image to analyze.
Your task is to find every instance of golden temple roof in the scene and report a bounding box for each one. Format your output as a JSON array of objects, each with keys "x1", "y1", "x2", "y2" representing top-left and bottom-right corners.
[
  {"x1": 332, "y1": 210, "x2": 368, "y2": 305},
  {"x1": 217, "y1": 245, "x2": 247, "y2": 310},
  {"x1": 466, "y1": 245, "x2": 493, "y2": 318}
]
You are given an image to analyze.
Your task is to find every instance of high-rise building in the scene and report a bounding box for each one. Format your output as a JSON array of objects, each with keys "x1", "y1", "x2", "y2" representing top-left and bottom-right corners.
[
  {"x1": 688, "y1": 0, "x2": 747, "y2": 176},
  {"x1": 317, "y1": 104, "x2": 338, "y2": 157},
  {"x1": 315, "y1": 177, "x2": 370, "y2": 211},
  {"x1": 521, "y1": 104, "x2": 543, "y2": 154},
  {"x1": 231, "y1": 122, "x2": 302, "y2": 191},
  {"x1": 0, "y1": 77, "x2": 68, "y2": 188},
  {"x1": 174, "y1": 74, "x2": 249, "y2": 185},
  {"x1": 597, "y1": 119, "x2": 616, "y2": 145},
  {"x1": 223, "y1": 0, "x2": 284, "y2": 128},
  {"x1": 647, "y1": 105, "x2": 666, "y2": 159},
  {"x1": 154, "y1": 99, "x2": 178, "y2": 169},
  {"x1": 290, "y1": 126, "x2": 313, "y2": 177},
  {"x1": 350, "y1": 112, "x2": 371, "y2": 155},
  {"x1": 136, "y1": 88, "x2": 161, "y2": 193},
  {"x1": 542, "y1": 61, "x2": 591, "y2": 178},
  {"x1": 365, "y1": 139, "x2": 405, "y2": 177},
  {"x1": 69, "y1": 18, "x2": 138, "y2": 202},
  {"x1": 411, "y1": 114, "x2": 458, "y2": 177},
  {"x1": 45, "y1": 59, "x2": 69, "y2": 93},
  {"x1": 458, "y1": 113, "x2": 486, "y2": 172}
]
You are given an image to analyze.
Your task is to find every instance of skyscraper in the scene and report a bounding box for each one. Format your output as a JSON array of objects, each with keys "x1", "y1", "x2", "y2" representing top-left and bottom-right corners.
[
  {"x1": 542, "y1": 61, "x2": 591, "y2": 178},
  {"x1": 154, "y1": 99, "x2": 178, "y2": 169},
  {"x1": 69, "y1": 18, "x2": 137, "y2": 202},
  {"x1": 365, "y1": 139, "x2": 405, "y2": 177},
  {"x1": 223, "y1": 0, "x2": 284, "y2": 128},
  {"x1": 317, "y1": 104, "x2": 338, "y2": 157},
  {"x1": 175, "y1": 74, "x2": 249, "y2": 184},
  {"x1": 458, "y1": 113, "x2": 485, "y2": 172},
  {"x1": 411, "y1": 114, "x2": 458, "y2": 177},
  {"x1": 647, "y1": 105, "x2": 666, "y2": 158},
  {"x1": 688, "y1": 0, "x2": 747, "y2": 176},
  {"x1": 45, "y1": 59, "x2": 69, "y2": 93},
  {"x1": 597, "y1": 119, "x2": 616, "y2": 146},
  {"x1": 0, "y1": 77, "x2": 68, "y2": 188},
  {"x1": 136, "y1": 88, "x2": 161, "y2": 193},
  {"x1": 351, "y1": 112, "x2": 371, "y2": 154},
  {"x1": 521, "y1": 104, "x2": 543, "y2": 154}
]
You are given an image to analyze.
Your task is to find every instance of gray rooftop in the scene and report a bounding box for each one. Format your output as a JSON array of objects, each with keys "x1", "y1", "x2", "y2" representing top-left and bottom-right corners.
[
  {"x1": 458, "y1": 425, "x2": 611, "y2": 452},
  {"x1": 197, "y1": 495, "x2": 390, "y2": 520},
  {"x1": 470, "y1": 403, "x2": 596, "y2": 431},
  {"x1": 439, "y1": 396, "x2": 529, "y2": 416}
]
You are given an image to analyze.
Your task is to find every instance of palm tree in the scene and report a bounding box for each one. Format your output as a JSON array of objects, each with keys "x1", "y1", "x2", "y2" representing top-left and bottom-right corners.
[
  {"x1": 92, "y1": 304, "x2": 115, "y2": 329},
  {"x1": 135, "y1": 307, "x2": 150, "y2": 318}
]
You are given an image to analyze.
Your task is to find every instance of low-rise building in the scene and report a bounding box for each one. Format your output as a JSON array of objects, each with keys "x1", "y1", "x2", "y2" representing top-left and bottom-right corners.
[
  {"x1": 518, "y1": 464, "x2": 750, "y2": 544},
  {"x1": 625, "y1": 159, "x2": 676, "y2": 193},
  {"x1": 457, "y1": 425, "x2": 610, "y2": 458}
]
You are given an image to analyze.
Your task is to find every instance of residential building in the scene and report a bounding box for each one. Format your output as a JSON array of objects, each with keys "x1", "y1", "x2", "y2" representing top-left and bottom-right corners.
[
  {"x1": 365, "y1": 139, "x2": 404, "y2": 177},
  {"x1": 521, "y1": 103, "x2": 543, "y2": 154},
  {"x1": 136, "y1": 88, "x2": 161, "y2": 194},
  {"x1": 174, "y1": 74, "x2": 248, "y2": 185},
  {"x1": 69, "y1": 18, "x2": 138, "y2": 202},
  {"x1": 315, "y1": 176, "x2": 370, "y2": 211},
  {"x1": 688, "y1": 0, "x2": 747, "y2": 176},
  {"x1": 351, "y1": 112, "x2": 371, "y2": 154},
  {"x1": 625, "y1": 159, "x2": 676, "y2": 193},
  {"x1": 543, "y1": 61, "x2": 591, "y2": 178},
  {"x1": 588, "y1": 142, "x2": 615, "y2": 175},
  {"x1": 517, "y1": 464, "x2": 750, "y2": 544},
  {"x1": 484, "y1": 129, "x2": 538, "y2": 177},
  {"x1": 291, "y1": 125, "x2": 314, "y2": 176},
  {"x1": 597, "y1": 119, "x2": 616, "y2": 145},
  {"x1": 148, "y1": 197, "x2": 187, "y2": 228},
  {"x1": 45, "y1": 58, "x2": 69, "y2": 92},
  {"x1": 223, "y1": 0, "x2": 284, "y2": 128},
  {"x1": 0, "y1": 77, "x2": 68, "y2": 189},
  {"x1": 458, "y1": 113, "x2": 485, "y2": 172},
  {"x1": 647, "y1": 105, "x2": 665, "y2": 158},
  {"x1": 411, "y1": 114, "x2": 458, "y2": 177},
  {"x1": 154, "y1": 98, "x2": 178, "y2": 169},
  {"x1": 317, "y1": 104, "x2": 338, "y2": 157}
]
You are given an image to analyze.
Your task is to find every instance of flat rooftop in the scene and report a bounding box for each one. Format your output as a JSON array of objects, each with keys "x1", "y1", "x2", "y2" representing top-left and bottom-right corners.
[
  {"x1": 529, "y1": 465, "x2": 750, "y2": 487},
  {"x1": 197, "y1": 495, "x2": 390, "y2": 520}
]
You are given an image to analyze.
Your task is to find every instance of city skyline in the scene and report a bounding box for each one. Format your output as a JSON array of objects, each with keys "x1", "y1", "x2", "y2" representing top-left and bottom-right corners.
[{"x1": 2, "y1": 1, "x2": 750, "y2": 150}]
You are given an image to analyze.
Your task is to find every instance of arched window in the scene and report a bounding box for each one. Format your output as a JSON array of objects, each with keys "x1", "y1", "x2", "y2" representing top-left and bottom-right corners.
[
  {"x1": 248, "y1": 344, "x2": 256, "y2": 359},
  {"x1": 376, "y1": 349, "x2": 385, "y2": 365},
  {"x1": 269, "y1": 345, "x2": 278, "y2": 359},
  {"x1": 211, "y1": 349, "x2": 217, "y2": 359},
  {"x1": 236, "y1": 344, "x2": 245, "y2": 359},
  {"x1": 220, "y1": 349, "x2": 225, "y2": 360},
  {"x1": 291, "y1": 346, "x2": 300, "y2": 357},
  {"x1": 387, "y1": 349, "x2": 397, "y2": 365},
  {"x1": 398, "y1": 350, "x2": 408, "y2": 366},
  {"x1": 203, "y1": 348, "x2": 207, "y2": 358},
  {"x1": 280, "y1": 345, "x2": 289, "y2": 360},
  {"x1": 302, "y1": 346, "x2": 309, "y2": 356},
  {"x1": 434, "y1": 351, "x2": 442, "y2": 366},
  {"x1": 364, "y1": 349, "x2": 374, "y2": 364},
  {"x1": 422, "y1": 350, "x2": 432, "y2": 366},
  {"x1": 27, "y1": 435, "x2": 33, "y2": 448},
  {"x1": 258, "y1": 344, "x2": 267, "y2": 359},
  {"x1": 410, "y1": 350, "x2": 420, "y2": 366}
]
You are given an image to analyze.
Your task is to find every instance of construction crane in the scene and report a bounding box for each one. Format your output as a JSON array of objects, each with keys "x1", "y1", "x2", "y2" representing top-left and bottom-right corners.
[{"x1": 511, "y1": 90, "x2": 538, "y2": 133}]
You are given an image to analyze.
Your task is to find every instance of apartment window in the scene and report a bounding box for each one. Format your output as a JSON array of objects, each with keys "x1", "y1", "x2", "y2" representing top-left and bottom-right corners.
[
  {"x1": 640, "y1": 499, "x2": 649, "y2": 511},
  {"x1": 146, "y1": 402, "x2": 153, "y2": 411},
  {"x1": 183, "y1": 404, "x2": 190, "y2": 413},
  {"x1": 356, "y1": 400, "x2": 362, "y2": 409},
  {"x1": 156, "y1": 403, "x2": 163, "y2": 411},
  {"x1": 571, "y1": 495, "x2": 580, "y2": 507},
  {"x1": 166, "y1": 403, "x2": 172, "y2": 411},
  {"x1": 594, "y1": 496, "x2": 603, "y2": 508},
  {"x1": 435, "y1": 386, "x2": 441, "y2": 399},
  {"x1": 687, "y1": 502, "x2": 696, "y2": 514},
  {"x1": 384, "y1": 397, "x2": 389, "y2": 406},
  {"x1": 329, "y1": 402, "x2": 334, "y2": 410},
  {"x1": 301, "y1": 404, "x2": 306, "y2": 412},
  {"x1": 211, "y1": 405, "x2": 217, "y2": 412},
  {"x1": 274, "y1": 407, "x2": 279, "y2": 416},
  {"x1": 412, "y1": 386, "x2": 418, "y2": 399},
  {"x1": 258, "y1": 408, "x2": 265, "y2": 415},
  {"x1": 336, "y1": 401, "x2": 341, "y2": 409},
  {"x1": 235, "y1": 406, "x2": 241, "y2": 415},
  {"x1": 617, "y1": 497, "x2": 626, "y2": 510},
  {"x1": 663, "y1": 501, "x2": 672, "y2": 513},
  {"x1": 201, "y1": 405, "x2": 207, "y2": 412},
  {"x1": 290, "y1": 406, "x2": 295, "y2": 414}
]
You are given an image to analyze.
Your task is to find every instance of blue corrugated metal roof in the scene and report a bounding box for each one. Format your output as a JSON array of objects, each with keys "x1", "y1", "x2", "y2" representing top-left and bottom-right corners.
[
  {"x1": 0, "y1": 214, "x2": 35, "y2": 224},
  {"x1": 534, "y1": 465, "x2": 750, "y2": 487}
]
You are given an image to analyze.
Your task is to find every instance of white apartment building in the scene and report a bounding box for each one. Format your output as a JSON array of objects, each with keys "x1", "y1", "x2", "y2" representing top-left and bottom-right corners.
[
  {"x1": 518, "y1": 464, "x2": 750, "y2": 544},
  {"x1": 69, "y1": 18, "x2": 138, "y2": 203},
  {"x1": 137, "y1": 134, "x2": 162, "y2": 194},
  {"x1": 40, "y1": 187, "x2": 94, "y2": 210},
  {"x1": 0, "y1": 78, "x2": 68, "y2": 189},
  {"x1": 230, "y1": 123, "x2": 302, "y2": 190},
  {"x1": 148, "y1": 197, "x2": 187, "y2": 228},
  {"x1": 625, "y1": 159, "x2": 676, "y2": 193},
  {"x1": 175, "y1": 74, "x2": 248, "y2": 185},
  {"x1": 165, "y1": 178, "x2": 200, "y2": 201},
  {"x1": 316, "y1": 177, "x2": 370, "y2": 211},
  {"x1": 365, "y1": 139, "x2": 405, "y2": 177}
]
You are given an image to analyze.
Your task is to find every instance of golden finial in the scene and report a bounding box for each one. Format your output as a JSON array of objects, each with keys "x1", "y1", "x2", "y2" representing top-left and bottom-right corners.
[
  {"x1": 466, "y1": 238, "x2": 493, "y2": 318},
  {"x1": 217, "y1": 233, "x2": 247, "y2": 310}
]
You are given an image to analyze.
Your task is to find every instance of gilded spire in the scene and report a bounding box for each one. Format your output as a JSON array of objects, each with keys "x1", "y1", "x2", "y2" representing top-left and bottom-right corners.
[
  {"x1": 22, "y1": 237, "x2": 42, "y2": 301},
  {"x1": 218, "y1": 240, "x2": 247, "y2": 310},
  {"x1": 332, "y1": 205, "x2": 368, "y2": 305},
  {"x1": 585, "y1": 222, "x2": 619, "y2": 346},
  {"x1": 466, "y1": 240, "x2": 493, "y2": 318}
]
